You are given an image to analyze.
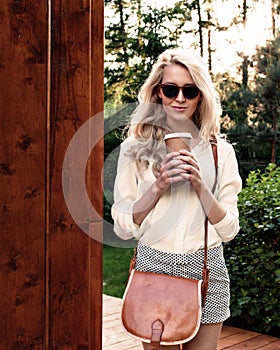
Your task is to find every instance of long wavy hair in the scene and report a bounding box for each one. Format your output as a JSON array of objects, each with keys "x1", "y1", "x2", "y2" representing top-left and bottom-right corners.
[{"x1": 125, "y1": 48, "x2": 222, "y2": 176}]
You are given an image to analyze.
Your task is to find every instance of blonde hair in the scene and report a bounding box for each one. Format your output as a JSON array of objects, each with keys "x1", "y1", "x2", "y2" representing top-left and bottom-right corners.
[{"x1": 126, "y1": 48, "x2": 222, "y2": 174}]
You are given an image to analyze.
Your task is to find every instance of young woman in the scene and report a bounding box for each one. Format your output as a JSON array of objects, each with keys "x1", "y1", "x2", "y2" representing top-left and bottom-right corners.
[{"x1": 111, "y1": 48, "x2": 242, "y2": 350}]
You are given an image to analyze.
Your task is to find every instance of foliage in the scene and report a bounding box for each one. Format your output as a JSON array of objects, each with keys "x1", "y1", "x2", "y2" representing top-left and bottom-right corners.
[
  {"x1": 218, "y1": 36, "x2": 280, "y2": 179},
  {"x1": 253, "y1": 36, "x2": 280, "y2": 164},
  {"x1": 105, "y1": 1, "x2": 193, "y2": 104},
  {"x1": 224, "y1": 164, "x2": 280, "y2": 336}
]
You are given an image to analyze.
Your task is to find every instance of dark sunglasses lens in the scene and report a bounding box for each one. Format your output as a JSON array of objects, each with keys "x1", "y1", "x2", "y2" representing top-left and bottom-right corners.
[
  {"x1": 162, "y1": 85, "x2": 179, "y2": 98},
  {"x1": 183, "y1": 87, "x2": 200, "y2": 99},
  {"x1": 161, "y1": 85, "x2": 200, "y2": 99}
]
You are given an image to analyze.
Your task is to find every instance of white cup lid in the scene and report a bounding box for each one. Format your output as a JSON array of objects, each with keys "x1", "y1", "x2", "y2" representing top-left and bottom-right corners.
[{"x1": 163, "y1": 132, "x2": 192, "y2": 141}]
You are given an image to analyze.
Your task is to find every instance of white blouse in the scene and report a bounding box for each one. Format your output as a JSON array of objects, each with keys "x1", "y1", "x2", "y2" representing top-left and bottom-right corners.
[{"x1": 111, "y1": 136, "x2": 242, "y2": 253}]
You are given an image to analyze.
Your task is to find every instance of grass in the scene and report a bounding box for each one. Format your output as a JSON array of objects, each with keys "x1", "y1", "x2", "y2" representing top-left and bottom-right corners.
[{"x1": 103, "y1": 244, "x2": 134, "y2": 298}]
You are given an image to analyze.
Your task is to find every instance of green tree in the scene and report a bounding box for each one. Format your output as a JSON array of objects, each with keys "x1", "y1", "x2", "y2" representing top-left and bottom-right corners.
[
  {"x1": 253, "y1": 36, "x2": 280, "y2": 164},
  {"x1": 105, "y1": 1, "x2": 193, "y2": 105},
  {"x1": 218, "y1": 36, "x2": 280, "y2": 179},
  {"x1": 271, "y1": 0, "x2": 280, "y2": 38},
  {"x1": 190, "y1": 0, "x2": 216, "y2": 70},
  {"x1": 105, "y1": 0, "x2": 130, "y2": 103},
  {"x1": 217, "y1": 71, "x2": 257, "y2": 179}
]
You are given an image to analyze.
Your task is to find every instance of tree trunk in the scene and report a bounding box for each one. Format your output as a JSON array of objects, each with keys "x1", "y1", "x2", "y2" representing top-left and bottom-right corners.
[
  {"x1": 117, "y1": 0, "x2": 128, "y2": 60},
  {"x1": 271, "y1": 109, "x2": 277, "y2": 163},
  {"x1": 207, "y1": 9, "x2": 212, "y2": 71},
  {"x1": 242, "y1": 55, "x2": 249, "y2": 88},
  {"x1": 136, "y1": 0, "x2": 143, "y2": 49},
  {"x1": 197, "y1": 0, "x2": 204, "y2": 57},
  {"x1": 242, "y1": 0, "x2": 247, "y2": 22},
  {"x1": 271, "y1": 0, "x2": 277, "y2": 38},
  {"x1": 242, "y1": 0, "x2": 248, "y2": 88}
]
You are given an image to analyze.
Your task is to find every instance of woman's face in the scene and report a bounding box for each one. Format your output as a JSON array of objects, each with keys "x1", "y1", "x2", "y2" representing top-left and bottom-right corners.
[{"x1": 158, "y1": 63, "x2": 201, "y2": 131}]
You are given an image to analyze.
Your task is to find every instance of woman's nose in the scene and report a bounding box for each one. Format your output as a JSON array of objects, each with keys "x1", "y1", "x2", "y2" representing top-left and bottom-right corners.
[{"x1": 176, "y1": 89, "x2": 186, "y2": 102}]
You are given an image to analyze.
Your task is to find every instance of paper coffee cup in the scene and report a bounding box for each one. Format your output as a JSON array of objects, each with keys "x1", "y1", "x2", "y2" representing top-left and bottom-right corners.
[{"x1": 164, "y1": 132, "x2": 192, "y2": 152}]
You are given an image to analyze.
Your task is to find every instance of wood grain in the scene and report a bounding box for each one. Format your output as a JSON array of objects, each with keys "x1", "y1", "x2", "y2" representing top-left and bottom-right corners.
[
  {"x1": 0, "y1": 0, "x2": 103, "y2": 348},
  {"x1": 48, "y1": 0, "x2": 103, "y2": 348},
  {"x1": 0, "y1": 1, "x2": 47, "y2": 348}
]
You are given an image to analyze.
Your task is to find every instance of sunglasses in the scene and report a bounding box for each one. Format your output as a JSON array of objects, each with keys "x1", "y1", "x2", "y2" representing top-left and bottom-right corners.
[{"x1": 159, "y1": 83, "x2": 200, "y2": 99}]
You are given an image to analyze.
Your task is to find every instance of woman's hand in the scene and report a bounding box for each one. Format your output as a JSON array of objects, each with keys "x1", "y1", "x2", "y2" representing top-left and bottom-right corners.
[
  {"x1": 133, "y1": 150, "x2": 188, "y2": 225},
  {"x1": 133, "y1": 148, "x2": 225, "y2": 226},
  {"x1": 173, "y1": 149, "x2": 227, "y2": 225},
  {"x1": 133, "y1": 148, "x2": 227, "y2": 226},
  {"x1": 171, "y1": 149, "x2": 205, "y2": 194},
  {"x1": 154, "y1": 149, "x2": 205, "y2": 194}
]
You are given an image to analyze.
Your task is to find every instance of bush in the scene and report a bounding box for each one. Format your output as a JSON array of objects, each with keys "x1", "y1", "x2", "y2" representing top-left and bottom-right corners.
[{"x1": 224, "y1": 164, "x2": 280, "y2": 336}]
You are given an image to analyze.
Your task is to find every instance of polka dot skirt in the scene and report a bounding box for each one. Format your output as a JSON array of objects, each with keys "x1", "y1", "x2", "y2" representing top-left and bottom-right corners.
[{"x1": 135, "y1": 242, "x2": 230, "y2": 324}]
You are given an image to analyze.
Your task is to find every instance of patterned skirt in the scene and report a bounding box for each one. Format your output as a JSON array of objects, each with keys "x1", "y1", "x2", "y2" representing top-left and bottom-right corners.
[{"x1": 135, "y1": 242, "x2": 230, "y2": 324}]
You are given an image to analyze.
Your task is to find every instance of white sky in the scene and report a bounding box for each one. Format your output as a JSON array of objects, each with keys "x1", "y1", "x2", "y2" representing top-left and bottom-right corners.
[
  {"x1": 151, "y1": 0, "x2": 277, "y2": 74},
  {"x1": 210, "y1": 0, "x2": 275, "y2": 74}
]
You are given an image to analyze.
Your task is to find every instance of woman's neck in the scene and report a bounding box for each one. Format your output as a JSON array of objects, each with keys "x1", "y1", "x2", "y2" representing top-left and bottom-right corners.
[{"x1": 166, "y1": 119, "x2": 199, "y2": 138}]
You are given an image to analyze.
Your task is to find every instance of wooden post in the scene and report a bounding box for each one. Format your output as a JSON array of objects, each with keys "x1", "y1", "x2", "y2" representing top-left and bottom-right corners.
[
  {"x1": 0, "y1": 1, "x2": 48, "y2": 348},
  {"x1": 0, "y1": 0, "x2": 103, "y2": 349}
]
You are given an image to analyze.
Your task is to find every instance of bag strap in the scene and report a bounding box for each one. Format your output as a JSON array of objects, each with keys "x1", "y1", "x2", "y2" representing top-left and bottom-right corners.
[
  {"x1": 129, "y1": 136, "x2": 218, "y2": 304},
  {"x1": 204, "y1": 137, "x2": 218, "y2": 256},
  {"x1": 201, "y1": 135, "x2": 218, "y2": 304},
  {"x1": 150, "y1": 319, "x2": 164, "y2": 349},
  {"x1": 128, "y1": 247, "x2": 137, "y2": 276}
]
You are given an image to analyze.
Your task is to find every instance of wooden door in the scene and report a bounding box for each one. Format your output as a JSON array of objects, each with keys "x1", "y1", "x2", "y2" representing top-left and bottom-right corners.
[{"x1": 0, "y1": 1, "x2": 103, "y2": 349}]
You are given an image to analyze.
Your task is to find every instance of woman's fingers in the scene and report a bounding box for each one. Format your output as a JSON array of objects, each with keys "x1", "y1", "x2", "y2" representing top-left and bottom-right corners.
[
  {"x1": 166, "y1": 167, "x2": 186, "y2": 179},
  {"x1": 161, "y1": 151, "x2": 181, "y2": 166},
  {"x1": 161, "y1": 152, "x2": 186, "y2": 174},
  {"x1": 158, "y1": 150, "x2": 205, "y2": 193},
  {"x1": 173, "y1": 150, "x2": 200, "y2": 171},
  {"x1": 158, "y1": 150, "x2": 202, "y2": 189}
]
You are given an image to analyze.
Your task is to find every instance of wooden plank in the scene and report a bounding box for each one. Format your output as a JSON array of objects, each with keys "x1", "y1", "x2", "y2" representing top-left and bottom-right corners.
[
  {"x1": 48, "y1": 0, "x2": 103, "y2": 348},
  {"x1": 222, "y1": 335, "x2": 280, "y2": 349},
  {"x1": 89, "y1": 222, "x2": 103, "y2": 350},
  {"x1": 102, "y1": 295, "x2": 142, "y2": 349},
  {"x1": 103, "y1": 317, "x2": 122, "y2": 330},
  {"x1": 103, "y1": 312, "x2": 120, "y2": 322},
  {"x1": 218, "y1": 328, "x2": 259, "y2": 349},
  {"x1": 0, "y1": 1, "x2": 47, "y2": 348},
  {"x1": 103, "y1": 339, "x2": 142, "y2": 350},
  {"x1": 103, "y1": 295, "x2": 122, "y2": 311},
  {"x1": 260, "y1": 339, "x2": 280, "y2": 350},
  {"x1": 219, "y1": 326, "x2": 242, "y2": 339},
  {"x1": 103, "y1": 327, "x2": 142, "y2": 348}
]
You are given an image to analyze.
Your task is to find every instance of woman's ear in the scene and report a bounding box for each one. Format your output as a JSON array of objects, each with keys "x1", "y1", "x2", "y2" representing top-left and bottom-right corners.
[{"x1": 157, "y1": 86, "x2": 163, "y2": 100}]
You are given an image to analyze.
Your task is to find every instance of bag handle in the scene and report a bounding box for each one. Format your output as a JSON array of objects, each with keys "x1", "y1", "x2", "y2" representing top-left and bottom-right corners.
[{"x1": 129, "y1": 136, "x2": 218, "y2": 305}]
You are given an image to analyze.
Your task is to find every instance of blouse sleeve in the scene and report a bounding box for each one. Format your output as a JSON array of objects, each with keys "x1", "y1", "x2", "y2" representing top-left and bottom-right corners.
[
  {"x1": 111, "y1": 140, "x2": 141, "y2": 240},
  {"x1": 213, "y1": 140, "x2": 242, "y2": 242}
]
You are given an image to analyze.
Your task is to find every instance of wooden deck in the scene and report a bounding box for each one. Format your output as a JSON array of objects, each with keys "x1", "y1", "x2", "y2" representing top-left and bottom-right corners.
[{"x1": 103, "y1": 294, "x2": 280, "y2": 349}]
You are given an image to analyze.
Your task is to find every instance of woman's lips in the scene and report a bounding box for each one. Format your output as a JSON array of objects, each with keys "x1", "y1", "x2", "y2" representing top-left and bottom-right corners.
[{"x1": 172, "y1": 106, "x2": 186, "y2": 112}]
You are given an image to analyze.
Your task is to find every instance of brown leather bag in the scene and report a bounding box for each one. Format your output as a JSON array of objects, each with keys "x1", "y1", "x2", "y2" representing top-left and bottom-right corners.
[
  {"x1": 122, "y1": 269, "x2": 203, "y2": 347},
  {"x1": 121, "y1": 138, "x2": 218, "y2": 349}
]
